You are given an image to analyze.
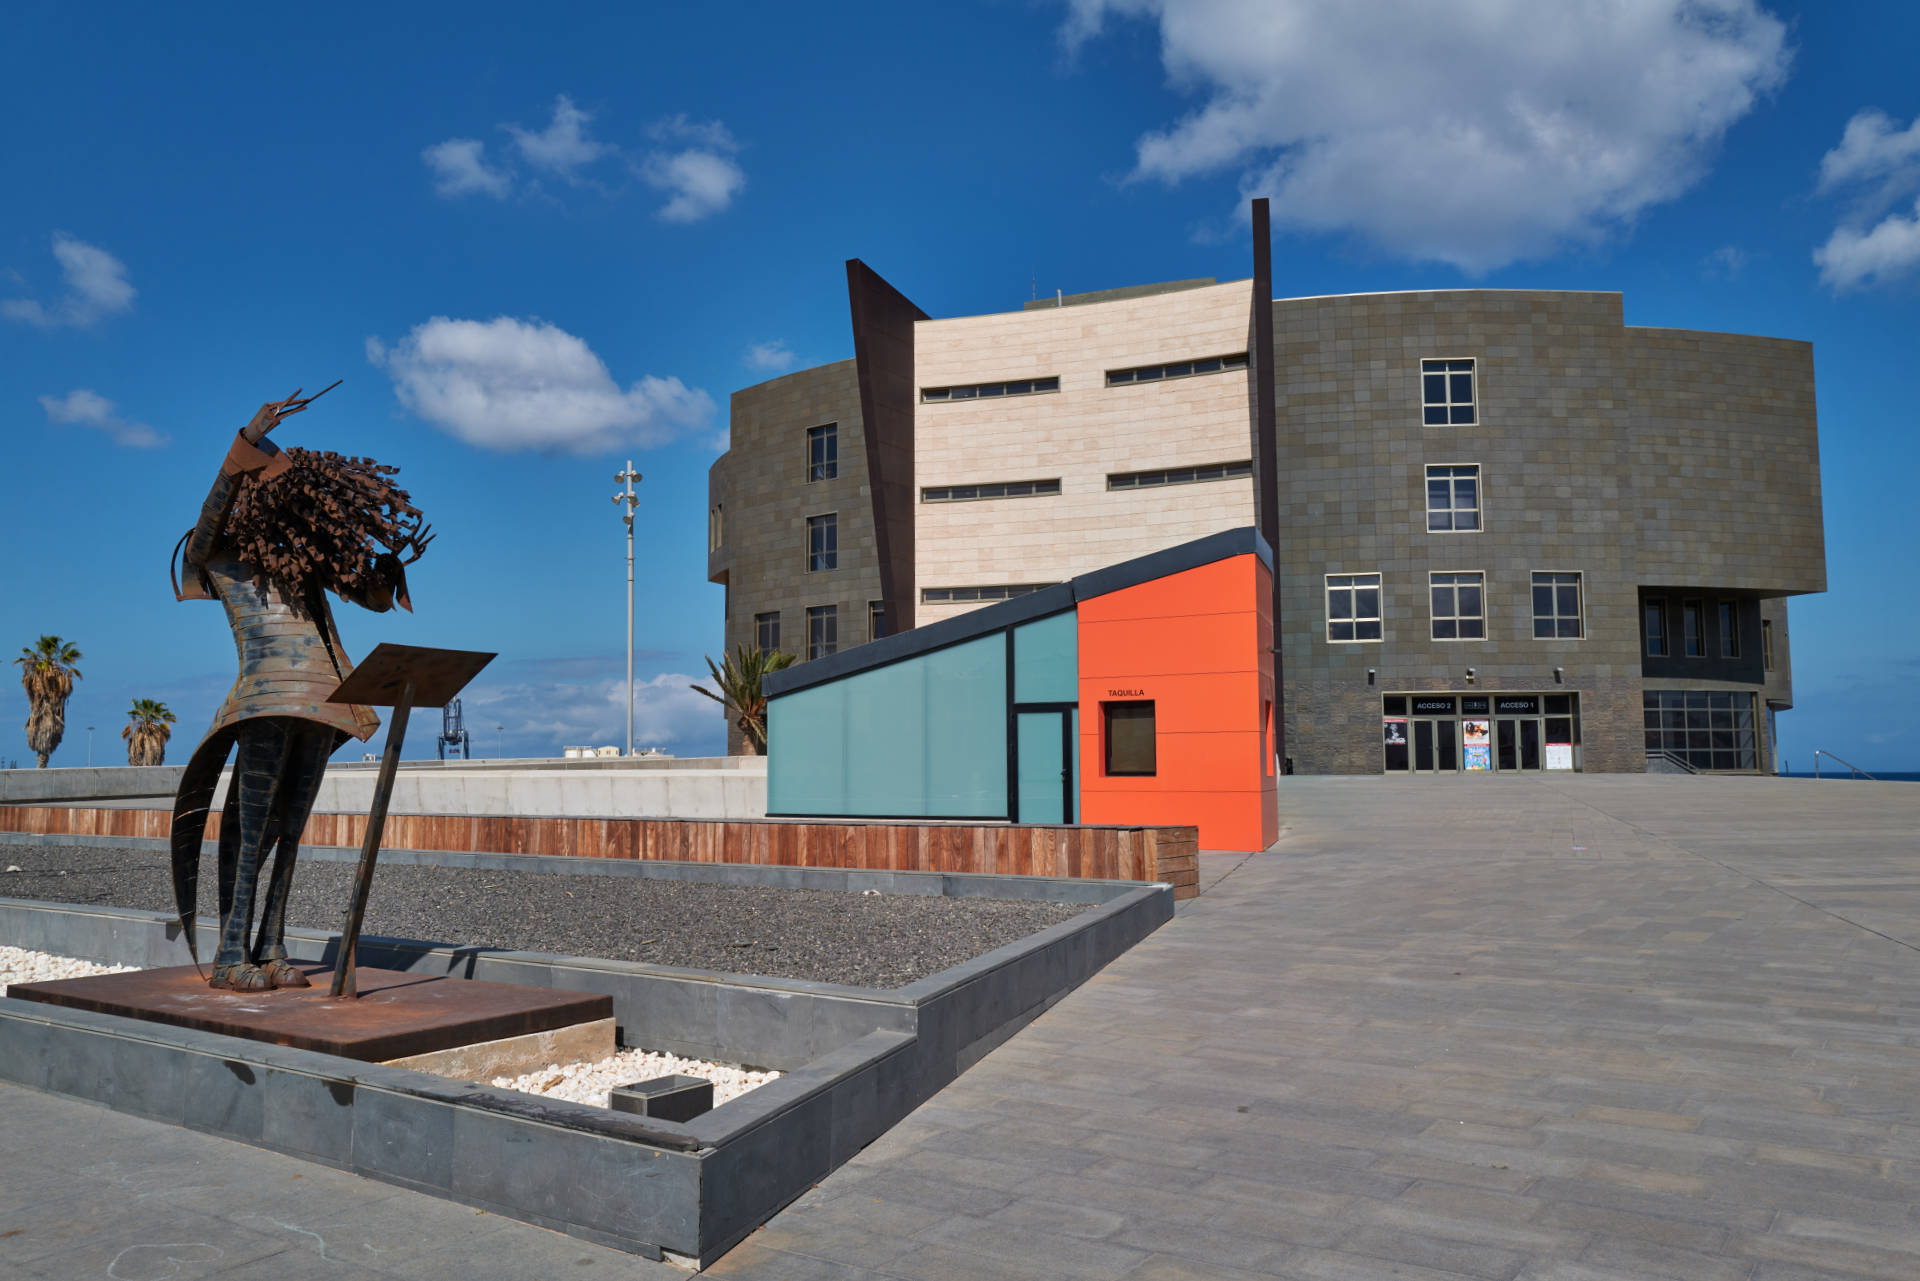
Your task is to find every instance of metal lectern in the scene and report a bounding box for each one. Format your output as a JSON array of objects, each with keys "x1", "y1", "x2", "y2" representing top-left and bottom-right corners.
[{"x1": 326, "y1": 643, "x2": 495, "y2": 997}]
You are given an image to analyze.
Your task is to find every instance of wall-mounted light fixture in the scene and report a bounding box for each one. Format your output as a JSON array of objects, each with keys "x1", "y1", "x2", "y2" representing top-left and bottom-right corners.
[
  {"x1": 1367, "y1": 668, "x2": 1376, "y2": 686},
  {"x1": 1465, "y1": 667, "x2": 1476, "y2": 684},
  {"x1": 1554, "y1": 666, "x2": 1564, "y2": 685}
]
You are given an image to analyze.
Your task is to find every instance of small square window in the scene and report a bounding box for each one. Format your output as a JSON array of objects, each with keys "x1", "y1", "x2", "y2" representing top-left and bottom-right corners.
[
  {"x1": 1531, "y1": 572, "x2": 1583, "y2": 639},
  {"x1": 1429, "y1": 571, "x2": 1485, "y2": 640},
  {"x1": 807, "y1": 424, "x2": 837, "y2": 481},
  {"x1": 754, "y1": 611, "x2": 780, "y2": 653},
  {"x1": 1421, "y1": 358, "x2": 1477, "y2": 426},
  {"x1": 806, "y1": 513, "x2": 837, "y2": 572},
  {"x1": 1425, "y1": 464, "x2": 1481, "y2": 532},
  {"x1": 806, "y1": 605, "x2": 837, "y2": 660},
  {"x1": 1326, "y1": 573, "x2": 1383, "y2": 642},
  {"x1": 1104, "y1": 701, "x2": 1156, "y2": 776}
]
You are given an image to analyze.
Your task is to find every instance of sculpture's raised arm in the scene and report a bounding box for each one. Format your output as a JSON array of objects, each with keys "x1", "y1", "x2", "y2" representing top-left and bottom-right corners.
[{"x1": 179, "y1": 383, "x2": 341, "y2": 578}]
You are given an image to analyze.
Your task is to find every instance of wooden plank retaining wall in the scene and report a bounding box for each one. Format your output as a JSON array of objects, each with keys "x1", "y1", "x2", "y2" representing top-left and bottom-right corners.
[{"x1": 0, "y1": 808, "x2": 1201, "y2": 899}]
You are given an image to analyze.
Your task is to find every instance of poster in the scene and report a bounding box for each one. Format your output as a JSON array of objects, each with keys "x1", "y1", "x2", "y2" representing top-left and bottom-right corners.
[
  {"x1": 1461, "y1": 719, "x2": 1490, "y2": 745},
  {"x1": 1462, "y1": 719, "x2": 1491, "y2": 770},
  {"x1": 1545, "y1": 743, "x2": 1574, "y2": 771},
  {"x1": 1464, "y1": 744, "x2": 1492, "y2": 771}
]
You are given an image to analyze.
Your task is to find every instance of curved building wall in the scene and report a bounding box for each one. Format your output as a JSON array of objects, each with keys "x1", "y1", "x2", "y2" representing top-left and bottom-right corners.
[{"x1": 1273, "y1": 289, "x2": 1821, "y2": 775}]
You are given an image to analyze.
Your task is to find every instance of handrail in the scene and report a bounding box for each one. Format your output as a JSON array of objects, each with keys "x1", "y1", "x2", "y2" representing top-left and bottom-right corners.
[
  {"x1": 1814, "y1": 750, "x2": 1877, "y2": 781},
  {"x1": 1645, "y1": 750, "x2": 1698, "y2": 775}
]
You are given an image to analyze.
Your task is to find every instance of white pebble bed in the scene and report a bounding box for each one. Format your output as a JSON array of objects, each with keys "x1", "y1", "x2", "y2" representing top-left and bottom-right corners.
[
  {"x1": 0, "y1": 945, "x2": 139, "y2": 997},
  {"x1": 491, "y1": 1049, "x2": 780, "y2": 1110}
]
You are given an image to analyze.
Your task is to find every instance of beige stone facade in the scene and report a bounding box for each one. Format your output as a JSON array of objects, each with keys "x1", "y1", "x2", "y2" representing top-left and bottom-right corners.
[{"x1": 913, "y1": 281, "x2": 1255, "y2": 627}]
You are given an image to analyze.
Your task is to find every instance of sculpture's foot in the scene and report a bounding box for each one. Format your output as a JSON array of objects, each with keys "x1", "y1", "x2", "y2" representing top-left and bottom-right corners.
[
  {"x1": 258, "y1": 957, "x2": 310, "y2": 989},
  {"x1": 208, "y1": 963, "x2": 272, "y2": 992}
]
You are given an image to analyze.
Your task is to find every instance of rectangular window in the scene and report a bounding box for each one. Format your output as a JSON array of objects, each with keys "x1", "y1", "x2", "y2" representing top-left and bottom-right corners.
[
  {"x1": 1643, "y1": 690, "x2": 1757, "y2": 771},
  {"x1": 807, "y1": 424, "x2": 837, "y2": 481},
  {"x1": 1108, "y1": 460, "x2": 1253, "y2": 490},
  {"x1": 1683, "y1": 599, "x2": 1705, "y2": 657},
  {"x1": 1531, "y1": 572, "x2": 1583, "y2": 639},
  {"x1": 869, "y1": 600, "x2": 886, "y2": 641},
  {"x1": 806, "y1": 513, "x2": 837, "y2": 572},
  {"x1": 1718, "y1": 601, "x2": 1741, "y2": 658},
  {"x1": 1425, "y1": 464, "x2": 1481, "y2": 532},
  {"x1": 754, "y1": 611, "x2": 780, "y2": 653},
  {"x1": 806, "y1": 605, "x2": 837, "y2": 660},
  {"x1": 921, "y1": 376, "x2": 1060, "y2": 403},
  {"x1": 1644, "y1": 598, "x2": 1668, "y2": 657},
  {"x1": 1326, "y1": 573, "x2": 1383, "y2": 642},
  {"x1": 1421, "y1": 358, "x2": 1477, "y2": 426},
  {"x1": 1429, "y1": 571, "x2": 1485, "y2": 640},
  {"x1": 1103, "y1": 701, "x2": 1156, "y2": 776},
  {"x1": 921, "y1": 584, "x2": 1055, "y2": 604},
  {"x1": 922, "y1": 478, "x2": 1061, "y2": 502},
  {"x1": 1106, "y1": 352, "x2": 1249, "y2": 385},
  {"x1": 1763, "y1": 618, "x2": 1774, "y2": 671}
]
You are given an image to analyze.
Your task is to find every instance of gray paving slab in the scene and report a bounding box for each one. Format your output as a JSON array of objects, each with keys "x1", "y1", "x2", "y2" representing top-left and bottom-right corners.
[
  {"x1": 0, "y1": 1081, "x2": 681, "y2": 1279},
  {"x1": 705, "y1": 777, "x2": 1920, "y2": 1280}
]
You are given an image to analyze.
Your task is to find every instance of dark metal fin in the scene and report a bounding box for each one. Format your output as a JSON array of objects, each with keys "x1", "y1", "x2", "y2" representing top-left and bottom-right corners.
[{"x1": 168, "y1": 728, "x2": 236, "y2": 971}]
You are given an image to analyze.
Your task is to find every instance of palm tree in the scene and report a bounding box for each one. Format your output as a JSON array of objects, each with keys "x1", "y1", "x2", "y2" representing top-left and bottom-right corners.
[
  {"x1": 123, "y1": 698, "x2": 177, "y2": 767},
  {"x1": 690, "y1": 643, "x2": 795, "y2": 755},
  {"x1": 14, "y1": 636, "x2": 82, "y2": 768}
]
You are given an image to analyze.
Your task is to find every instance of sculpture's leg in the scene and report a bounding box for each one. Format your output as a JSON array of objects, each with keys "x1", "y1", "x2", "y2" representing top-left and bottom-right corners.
[
  {"x1": 252, "y1": 724, "x2": 332, "y2": 988},
  {"x1": 209, "y1": 719, "x2": 292, "y2": 991}
]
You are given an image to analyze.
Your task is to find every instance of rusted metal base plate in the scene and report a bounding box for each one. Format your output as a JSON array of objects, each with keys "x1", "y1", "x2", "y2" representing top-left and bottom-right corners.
[{"x1": 7, "y1": 963, "x2": 613, "y2": 1064}]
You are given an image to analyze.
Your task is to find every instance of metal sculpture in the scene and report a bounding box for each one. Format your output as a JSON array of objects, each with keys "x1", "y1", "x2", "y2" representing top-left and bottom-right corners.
[{"x1": 168, "y1": 386, "x2": 432, "y2": 991}]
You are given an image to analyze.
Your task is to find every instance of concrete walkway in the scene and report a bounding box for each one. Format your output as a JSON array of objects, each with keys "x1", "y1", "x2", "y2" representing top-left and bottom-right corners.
[
  {"x1": 714, "y1": 776, "x2": 1920, "y2": 1280},
  {"x1": 5, "y1": 776, "x2": 1919, "y2": 1279}
]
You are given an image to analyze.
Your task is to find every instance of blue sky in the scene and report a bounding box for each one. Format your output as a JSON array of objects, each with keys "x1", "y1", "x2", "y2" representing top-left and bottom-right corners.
[{"x1": 3, "y1": 1, "x2": 1916, "y2": 770}]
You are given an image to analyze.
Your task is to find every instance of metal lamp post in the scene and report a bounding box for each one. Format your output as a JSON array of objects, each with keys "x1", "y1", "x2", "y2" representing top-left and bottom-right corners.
[
  {"x1": 87, "y1": 726, "x2": 95, "y2": 767},
  {"x1": 612, "y1": 461, "x2": 643, "y2": 757}
]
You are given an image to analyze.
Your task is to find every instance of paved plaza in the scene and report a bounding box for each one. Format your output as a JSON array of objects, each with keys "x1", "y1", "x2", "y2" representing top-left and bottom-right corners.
[{"x1": 6, "y1": 775, "x2": 1920, "y2": 1279}]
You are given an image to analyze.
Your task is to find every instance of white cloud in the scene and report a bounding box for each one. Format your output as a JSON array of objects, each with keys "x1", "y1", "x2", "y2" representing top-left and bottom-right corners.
[
  {"x1": 507, "y1": 94, "x2": 609, "y2": 178},
  {"x1": 367, "y1": 315, "x2": 715, "y2": 454},
  {"x1": 1062, "y1": 0, "x2": 1790, "y2": 273},
  {"x1": 423, "y1": 138, "x2": 511, "y2": 199},
  {"x1": 38, "y1": 389, "x2": 166, "y2": 448},
  {"x1": 744, "y1": 340, "x2": 796, "y2": 372},
  {"x1": 1703, "y1": 245, "x2": 1748, "y2": 278},
  {"x1": 1817, "y1": 110, "x2": 1920, "y2": 193},
  {"x1": 1814, "y1": 197, "x2": 1920, "y2": 291},
  {"x1": 640, "y1": 115, "x2": 744, "y2": 222},
  {"x1": 3, "y1": 233, "x2": 136, "y2": 327},
  {"x1": 1813, "y1": 110, "x2": 1920, "y2": 291},
  {"x1": 463, "y1": 668, "x2": 724, "y2": 756}
]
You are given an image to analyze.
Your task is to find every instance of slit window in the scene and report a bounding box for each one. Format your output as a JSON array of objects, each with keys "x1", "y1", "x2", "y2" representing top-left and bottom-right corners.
[
  {"x1": 1644, "y1": 598, "x2": 1668, "y2": 657},
  {"x1": 1326, "y1": 573, "x2": 1383, "y2": 642},
  {"x1": 1422, "y1": 358, "x2": 1477, "y2": 426},
  {"x1": 921, "y1": 376, "x2": 1059, "y2": 403},
  {"x1": 869, "y1": 600, "x2": 886, "y2": 641},
  {"x1": 1718, "y1": 601, "x2": 1741, "y2": 658},
  {"x1": 1107, "y1": 352, "x2": 1248, "y2": 386},
  {"x1": 922, "y1": 479, "x2": 1061, "y2": 502},
  {"x1": 1103, "y1": 701, "x2": 1157, "y2": 776},
  {"x1": 1683, "y1": 599, "x2": 1705, "y2": 657},
  {"x1": 1109, "y1": 460, "x2": 1252, "y2": 490},
  {"x1": 921, "y1": 584, "x2": 1055, "y2": 604}
]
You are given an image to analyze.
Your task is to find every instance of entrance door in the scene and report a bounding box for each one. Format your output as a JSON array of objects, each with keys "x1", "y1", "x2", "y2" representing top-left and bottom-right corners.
[
  {"x1": 1495, "y1": 719, "x2": 1542, "y2": 771},
  {"x1": 1411, "y1": 720, "x2": 1457, "y2": 773},
  {"x1": 1015, "y1": 710, "x2": 1072, "y2": 823}
]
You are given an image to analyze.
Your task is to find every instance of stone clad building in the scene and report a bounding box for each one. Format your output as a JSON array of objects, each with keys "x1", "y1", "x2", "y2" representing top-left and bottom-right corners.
[{"x1": 707, "y1": 210, "x2": 1825, "y2": 775}]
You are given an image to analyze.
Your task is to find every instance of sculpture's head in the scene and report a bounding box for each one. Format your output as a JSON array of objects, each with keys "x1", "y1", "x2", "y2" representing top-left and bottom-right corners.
[{"x1": 226, "y1": 448, "x2": 433, "y2": 613}]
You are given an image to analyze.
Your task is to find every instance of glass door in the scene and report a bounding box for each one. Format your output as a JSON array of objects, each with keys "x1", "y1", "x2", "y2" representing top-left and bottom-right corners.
[
  {"x1": 1413, "y1": 720, "x2": 1435, "y2": 772},
  {"x1": 1519, "y1": 719, "x2": 1541, "y2": 771},
  {"x1": 1015, "y1": 709, "x2": 1072, "y2": 822},
  {"x1": 1496, "y1": 719, "x2": 1518, "y2": 771}
]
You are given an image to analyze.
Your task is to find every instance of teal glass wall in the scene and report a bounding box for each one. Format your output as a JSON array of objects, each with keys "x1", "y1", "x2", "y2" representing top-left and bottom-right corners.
[
  {"x1": 768, "y1": 634, "x2": 1008, "y2": 817},
  {"x1": 1013, "y1": 612, "x2": 1077, "y2": 703}
]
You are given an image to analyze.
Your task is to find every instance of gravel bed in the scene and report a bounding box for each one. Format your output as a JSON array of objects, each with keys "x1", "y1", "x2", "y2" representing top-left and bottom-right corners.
[
  {"x1": 0, "y1": 843, "x2": 1090, "y2": 989},
  {"x1": 491, "y1": 1049, "x2": 779, "y2": 1109},
  {"x1": 0, "y1": 944, "x2": 137, "y2": 997}
]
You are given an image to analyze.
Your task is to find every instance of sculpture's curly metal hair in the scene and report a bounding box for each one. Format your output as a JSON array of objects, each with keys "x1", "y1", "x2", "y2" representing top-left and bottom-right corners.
[{"x1": 226, "y1": 447, "x2": 429, "y2": 601}]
